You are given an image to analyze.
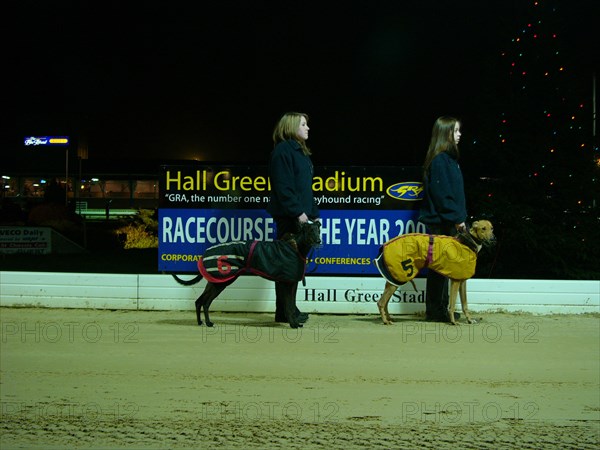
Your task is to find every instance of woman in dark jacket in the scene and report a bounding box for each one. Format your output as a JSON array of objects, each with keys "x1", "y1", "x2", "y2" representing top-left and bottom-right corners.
[
  {"x1": 267, "y1": 112, "x2": 319, "y2": 324},
  {"x1": 419, "y1": 116, "x2": 467, "y2": 322}
]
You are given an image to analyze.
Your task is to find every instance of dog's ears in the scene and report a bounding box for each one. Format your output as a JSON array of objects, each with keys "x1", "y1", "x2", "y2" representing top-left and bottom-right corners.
[{"x1": 471, "y1": 220, "x2": 493, "y2": 234}]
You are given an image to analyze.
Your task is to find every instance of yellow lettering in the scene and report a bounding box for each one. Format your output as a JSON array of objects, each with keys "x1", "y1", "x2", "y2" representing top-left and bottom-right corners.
[
  {"x1": 165, "y1": 171, "x2": 182, "y2": 190},
  {"x1": 214, "y1": 171, "x2": 229, "y2": 191},
  {"x1": 182, "y1": 175, "x2": 195, "y2": 191},
  {"x1": 312, "y1": 177, "x2": 323, "y2": 191},
  {"x1": 312, "y1": 172, "x2": 383, "y2": 193},
  {"x1": 363, "y1": 177, "x2": 383, "y2": 192},
  {"x1": 239, "y1": 176, "x2": 253, "y2": 191},
  {"x1": 254, "y1": 176, "x2": 267, "y2": 191}
]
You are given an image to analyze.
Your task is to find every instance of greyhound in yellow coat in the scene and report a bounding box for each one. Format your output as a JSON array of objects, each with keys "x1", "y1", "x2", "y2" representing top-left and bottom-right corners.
[{"x1": 374, "y1": 220, "x2": 495, "y2": 325}]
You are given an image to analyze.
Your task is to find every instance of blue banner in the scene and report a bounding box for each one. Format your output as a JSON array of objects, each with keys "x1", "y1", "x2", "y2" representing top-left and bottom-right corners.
[{"x1": 158, "y1": 164, "x2": 425, "y2": 275}]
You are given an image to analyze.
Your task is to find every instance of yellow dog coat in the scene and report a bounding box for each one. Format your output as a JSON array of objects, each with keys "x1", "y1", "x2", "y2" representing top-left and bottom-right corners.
[{"x1": 374, "y1": 233, "x2": 477, "y2": 286}]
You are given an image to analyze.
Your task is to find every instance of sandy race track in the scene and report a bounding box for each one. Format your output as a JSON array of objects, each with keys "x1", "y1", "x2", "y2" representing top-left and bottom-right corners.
[{"x1": 1, "y1": 307, "x2": 599, "y2": 449}]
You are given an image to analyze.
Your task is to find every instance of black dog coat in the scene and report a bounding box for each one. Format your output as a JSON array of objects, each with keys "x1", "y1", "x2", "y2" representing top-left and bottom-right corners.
[{"x1": 198, "y1": 240, "x2": 306, "y2": 284}]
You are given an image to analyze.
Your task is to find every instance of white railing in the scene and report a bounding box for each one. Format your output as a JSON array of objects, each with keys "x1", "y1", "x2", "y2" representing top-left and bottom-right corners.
[{"x1": 0, "y1": 272, "x2": 598, "y2": 315}]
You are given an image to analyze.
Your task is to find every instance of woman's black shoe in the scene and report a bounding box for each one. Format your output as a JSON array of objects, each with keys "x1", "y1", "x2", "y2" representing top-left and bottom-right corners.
[
  {"x1": 275, "y1": 312, "x2": 309, "y2": 323},
  {"x1": 425, "y1": 314, "x2": 445, "y2": 322},
  {"x1": 297, "y1": 312, "x2": 309, "y2": 323},
  {"x1": 425, "y1": 312, "x2": 460, "y2": 322}
]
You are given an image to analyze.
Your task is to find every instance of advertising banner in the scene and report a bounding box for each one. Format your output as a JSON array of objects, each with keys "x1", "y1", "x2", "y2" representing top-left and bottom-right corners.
[
  {"x1": 158, "y1": 164, "x2": 425, "y2": 275},
  {"x1": 0, "y1": 227, "x2": 52, "y2": 254}
]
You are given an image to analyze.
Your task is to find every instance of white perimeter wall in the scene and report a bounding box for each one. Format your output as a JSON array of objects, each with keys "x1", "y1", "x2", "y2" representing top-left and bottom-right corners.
[{"x1": 0, "y1": 271, "x2": 598, "y2": 315}]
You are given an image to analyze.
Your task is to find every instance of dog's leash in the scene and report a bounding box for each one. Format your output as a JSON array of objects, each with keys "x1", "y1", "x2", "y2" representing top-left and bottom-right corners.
[
  {"x1": 302, "y1": 246, "x2": 320, "y2": 287},
  {"x1": 301, "y1": 219, "x2": 321, "y2": 286}
]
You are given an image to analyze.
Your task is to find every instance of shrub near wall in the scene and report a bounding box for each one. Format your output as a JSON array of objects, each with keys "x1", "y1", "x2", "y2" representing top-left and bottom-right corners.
[{"x1": 115, "y1": 210, "x2": 158, "y2": 249}]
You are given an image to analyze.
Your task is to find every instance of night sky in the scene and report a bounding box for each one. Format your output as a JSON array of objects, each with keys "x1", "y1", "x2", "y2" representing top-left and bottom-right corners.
[{"x1": 6, "y1": 0, "x2": 598, "y2": 167}]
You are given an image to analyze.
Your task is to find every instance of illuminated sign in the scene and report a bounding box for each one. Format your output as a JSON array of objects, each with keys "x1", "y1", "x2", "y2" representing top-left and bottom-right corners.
[
  {"x1": 158, "y1": 165, "x2": 425, "y2": 275},
  {"x1": 24, "y1": 136, "x2": 70, "y2": 146}
]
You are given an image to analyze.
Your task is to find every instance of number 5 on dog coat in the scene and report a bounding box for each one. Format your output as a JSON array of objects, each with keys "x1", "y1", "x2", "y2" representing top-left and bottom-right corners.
[{"x1": 374, "y1": 233, "x2": 477, "y2": 286}]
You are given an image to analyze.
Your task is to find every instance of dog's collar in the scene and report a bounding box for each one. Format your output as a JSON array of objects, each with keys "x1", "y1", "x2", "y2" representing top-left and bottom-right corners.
[{"x1": 457, "y1": 231, "x2": 480, "y2": 253}]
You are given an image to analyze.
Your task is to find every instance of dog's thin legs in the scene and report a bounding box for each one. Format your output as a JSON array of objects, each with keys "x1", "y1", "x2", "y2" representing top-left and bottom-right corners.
[
  {"x1": 196, "y1": 283, "x2": 227, "y2": 327},
  {"x1": 458, "y1": 281, "x2": 475, "y2": 323},
  {"x1": 194, "y1": 296, "x2": 204, "y2": 326},
  {"x1": 377, "y1": 282, "x2": 398, "y2": 325},
  {"x1": 448, "y1": 281, "x2": 461, "y2": 325}
]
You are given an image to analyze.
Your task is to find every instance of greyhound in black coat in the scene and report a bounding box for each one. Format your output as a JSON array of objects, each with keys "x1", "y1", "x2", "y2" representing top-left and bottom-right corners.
[{"x1": 172, "y1": 221, "x2": 321, "y2": 329}]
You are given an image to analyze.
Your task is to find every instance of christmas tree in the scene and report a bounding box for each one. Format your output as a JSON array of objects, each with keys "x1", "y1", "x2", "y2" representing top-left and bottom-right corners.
[{"x1": 469, "y1": 0, "x2": 599, "y2": 279}]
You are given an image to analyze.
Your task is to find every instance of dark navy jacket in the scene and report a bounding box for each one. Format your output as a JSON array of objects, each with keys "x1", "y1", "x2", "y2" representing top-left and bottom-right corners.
[
  {"x1": 267, "y1": 139, "x2": 319, "y2": 219},
  {"x1": 419, "y1": 152, "x2": 467, "y2": 226}
]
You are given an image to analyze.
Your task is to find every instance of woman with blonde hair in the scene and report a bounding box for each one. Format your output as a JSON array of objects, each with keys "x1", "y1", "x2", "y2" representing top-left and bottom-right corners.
[
  {"x1": 419, "y1": 116, "x2": 467, "y2": 322},
  {"x1": 267, "y1": 112, "x2": 320, "y2": 324}
]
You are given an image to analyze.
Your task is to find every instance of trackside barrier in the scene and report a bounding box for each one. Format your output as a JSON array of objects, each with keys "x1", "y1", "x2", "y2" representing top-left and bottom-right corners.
[{"x1": 0, "y1": 271, "x2": 598, "y2": 315}]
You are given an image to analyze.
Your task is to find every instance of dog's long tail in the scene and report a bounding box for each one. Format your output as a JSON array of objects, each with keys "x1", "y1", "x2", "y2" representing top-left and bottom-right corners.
[{"x1": 171, "y1": 274, "x2": 204, "y2": 286}]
